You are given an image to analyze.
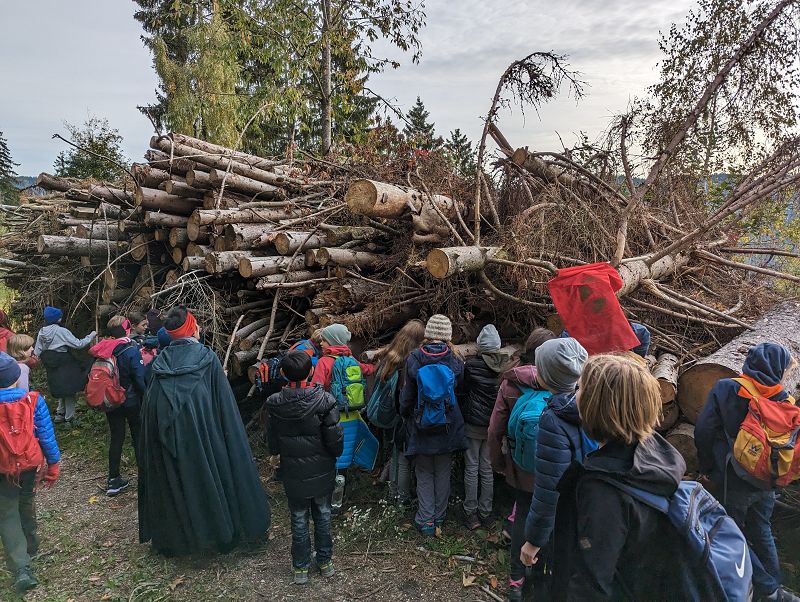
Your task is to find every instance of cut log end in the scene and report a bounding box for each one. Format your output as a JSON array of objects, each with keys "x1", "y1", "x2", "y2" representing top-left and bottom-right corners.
[
  {"x1": 678, "y1": 364, "x2": 737, "y2": 423},
  {"x1": 665, "y1": 423, "x2": 699, "y2": 474},
  {"x1": 426, "y1": 248, "x2": 452, "y2": 279},
  {"x1": 344, "y1": 179, "x2": 379, "y2": 215}
]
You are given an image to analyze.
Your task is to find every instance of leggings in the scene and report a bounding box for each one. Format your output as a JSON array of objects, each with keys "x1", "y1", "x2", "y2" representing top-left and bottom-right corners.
[{"x1": 106, "y1": 405, "x2": 140, "y2": 479}]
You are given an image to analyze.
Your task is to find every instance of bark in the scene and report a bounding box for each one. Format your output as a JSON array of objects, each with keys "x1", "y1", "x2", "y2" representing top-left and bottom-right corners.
[
  {"x1": 616, "y1": 253, "x2": 690, "y2": 297},
  {"x1": 426, "y1": 246, "x2": 503, "y2": 279},
  {"x1": 321, "y1": 0, "x2": 333, "y2": 155},
  {"x1": 37, "y1": 235, "x2": 127, "y2": 257},
  {"x1": 144, "y1": 149, "x2": 210, "y2": 175},
  {"x1": 186, "y1": 243, "x2": 213, "y2": 257},
  {"x1": 652, "y1": 353, "x2": 678, "y2": 404},
  {"x1": 204, "y1": 251, "x2": 256, "y2": 273},
  {"x1": 316, "y1": 247, "x2": 386, "y2": 268},
  {"x1": 185, "y1": 169, "x2": 213, "y2": 189},
  {"x1": 144, "y1": 212, "x2": 189, "y2": 229},
  {"x1": 101, "y1": 287, "x2": 131, "y2": 305},
  {"x1": 162, "y1": 180, "x2": 206, "y2": 198},
  {"x1": 85, "y1": 185, "x2": 134, "y2": 206},
  {"x1": 134, "y1": 164, "x2": 178, "y2": 188},
  {"x1": 255, "y1": 270, "x2": 329, "y2": 290},
  {"x1": 677, "y1": 300, "x2": 800, "y2": 423},
  {"x1": 36, "y1": 173, "x2": 76, "y2": 192},
  {"x1": 656, "y1": 401, "x2": 680, "y2": 434},
  {"x1": 345, "y1": 179, "x2": 458, "y2": 220},
  {"x1": 238, "y1": 255, "x2": 306, "y2": 278},
  {"x1": 182, "y1": 256, "x2": 206, "y2": 271},
  {"x1": 223, "y1": 224, "x2": 274, "y2": 250},
  {"x1": 134, "y1": 187, "x2": 198, "y2": 215},
  {"x1": 273, "y1": 231, "x2": 328, "y2": 255},
  {"x1": 75, "y1": 224, "x2": 128, "y2": 241},
  {"x1": 171, "y1": 132, "x2": 284, "y2": 171},
  {"x1": 208, "y1": 169, "x2": 284, "y2": 199},
  {"x1": 190, "y1": 207, "x2": 307, "y2": 227},
  {"x1": 665, "y1": 422, "x2": 699, "y2": 474}
]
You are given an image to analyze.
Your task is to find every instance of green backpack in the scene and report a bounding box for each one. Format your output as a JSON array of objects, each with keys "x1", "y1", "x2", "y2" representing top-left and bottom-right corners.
[{"x1": 331, "y1": 355, "x2": 366, "y2": 415}]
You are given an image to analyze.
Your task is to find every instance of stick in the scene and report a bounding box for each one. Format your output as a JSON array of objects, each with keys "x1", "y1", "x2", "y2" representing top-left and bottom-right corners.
[
  {"x1": 480, "y1": 585, "x2": 504, "y2": 602},
  {"x1": 223, "y1": 314, "x2": 246, "y2": 374},
  {"x1": 696, "y1": 250, "x2": 800, "y2": 284}
]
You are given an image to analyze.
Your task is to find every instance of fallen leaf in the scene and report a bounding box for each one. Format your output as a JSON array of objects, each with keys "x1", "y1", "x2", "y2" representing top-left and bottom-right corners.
[
  {"x1": 101, "y1": 541, "x2": 114, "y2": 548},
  {"x1": 490, "y1": 575, "x2": 498, "y2": 589},
  {"x1": 101, "y1": 592, "x2": 113, "y2": 600},
  {"x1": 434, "y1": 526, "x2": 442, "y2": 538},
  {"x1": 462, "y1": 573, "x2": 476, "y2": 587},
  {"x1": 88, "y1": 495, "x2": 99, "y2": 505},
  {"x1": 88, "y1": 575, "x2": 101, "y2": 583},
  {"x1": 485, "y1": 533, "x2": 500, "y2": 544},
  {"x1": 169, "y1": 576, "x2": 186, "y2": 591}
]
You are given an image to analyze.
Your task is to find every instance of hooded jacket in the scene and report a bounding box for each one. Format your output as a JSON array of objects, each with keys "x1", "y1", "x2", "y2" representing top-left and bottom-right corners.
[
  {"x1": 525, "y1": 391, "x2": 587, "y2": 547},
  {"x1": 90, "y1": 338, "x2": 146, "y2": 408},
  {"x1": 34, "y1": 324, "x2": 95, "y2": 355},
  {"x1": 266, "y1": 383, "x2": 344, "y2": 500},
  {"x1": 0, "y1": 327, "x2": 14, "y2": 353},
  {"x1": 554, "y1": 434, "x2": 705, "y2": 601},
  {"x1": 487, "y1": 364, "x2": 540, "y2": 492},
  {"x1": 461, "y1": 350, "x2": 517, "y2": 428},
  {"x1": 310, "y1": 345, "x2": 375, "y2": 390},
  {"x1": 399, "y1": 343, "x2": 466, "y2": 456},
  {"x1": 0, "y1": 387, "x2": 60, "y2": 468},
  {"x1": 695, "y1": 342, "x2": 792, "y2": 492}
]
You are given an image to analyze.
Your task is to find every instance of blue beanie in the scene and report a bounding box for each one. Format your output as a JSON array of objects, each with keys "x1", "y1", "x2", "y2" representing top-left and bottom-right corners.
[
  {"x1": 43, "y1": 306, "x2": 63, "y2": 325},
  {"x1": 743, "y1": 342, "x2": 792, "y2": 388},
  {"x1": 629, "y1": 322, "x2": 652, "y2": 358},
  {"x1": 157, "y1": 327, "x2": 172, "y2": 349},
  {"x1": 0, "y1": 352, "x2": 21, "y2": 388}
]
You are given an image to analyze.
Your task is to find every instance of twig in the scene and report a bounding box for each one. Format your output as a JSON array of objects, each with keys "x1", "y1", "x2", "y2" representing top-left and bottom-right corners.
[
  {"x1": 696, "y1": 250, "x2": 800, "y2": 284},
  {"x1": 480, "y1": 585, "x2": 504, "y2": 602},
  {"x1": 223, "y1": 314, "x2": 247, "y2": 373},
  {"x1": 479, "y1": 271, "x2": 552, "y2": 309}
]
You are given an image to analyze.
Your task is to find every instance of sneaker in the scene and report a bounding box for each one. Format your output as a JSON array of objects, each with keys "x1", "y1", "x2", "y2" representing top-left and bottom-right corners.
[
  {"x1": 318, "y1": 561, "x2": 335, "y2": 578},
  {"x1": 107, "y1": 477, "x2": 130, "y2": 497},
  {"x1": 463, "y1": 511, "x2": 481, "y2": 531},
  {"x1": 14, "y1": 568, "x2": 38, "y2": 593},
  {"x1": 53, "y1": 414, "x2": 65, "y2": 424},
  {"x1": 767, "y1": 588, "x2": 800, "y2": 602},
  {"x1": 293, "y1": 567, "x2": 309, "y2": 585},
  {"x1": 479, "y1": 513, "x2": 494, "y2": 529},
  {"x1": 507, "y1": 578, "x2": 524, "y2": 602},
  {"x1": 416, "y1": 521, "x2": 435, "y2": 536}
]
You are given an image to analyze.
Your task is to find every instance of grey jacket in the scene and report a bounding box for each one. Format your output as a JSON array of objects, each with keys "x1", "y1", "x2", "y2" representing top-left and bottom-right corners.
[{"x1": 34, "y1": 324, "x2": 96, "y2": 355}]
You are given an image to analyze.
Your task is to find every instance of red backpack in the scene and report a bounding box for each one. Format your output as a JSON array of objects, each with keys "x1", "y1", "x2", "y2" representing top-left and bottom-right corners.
[
  {"x1": 0, "y1": 392, "x2": 45, "y2": 476},
  {"x1": 85, "y1": 348, "x2": 128, "y2": 412}
]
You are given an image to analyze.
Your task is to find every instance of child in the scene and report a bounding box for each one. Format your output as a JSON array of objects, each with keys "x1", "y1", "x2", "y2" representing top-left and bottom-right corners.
[
  {"x1": 399, "y1": 314, "x2": 465, "y2": 535},
  {"x1": 310, "y1": 324, "x2": 374, "y2": 390},
  {"x1": 372, "y1": 319, "x2": 426, "y2": 505},
  {"x1": 34, "y1": 306, "x2": 95, "y2": 425},
  {"x1": 487, "y1": 327, "x2": 555, "y2": 601},
  {"x1": 129, "y1": 312, "x2": 148, "y2": 338},
  {"x1": 0, "y1": 352, "x2": 60, "y2": 593},
  {"x1": 461, "y1": 324, "x2": 516, "y2": 530},
  {"x1": 266, "y1": 351, "x2": 343, "y2": 585},
  {"x1": 696, "y1": 343, "x2": 800, "y2": 602},
  {"x1": 0, "y1": 310, "x2": 15, "y2": 353},
  {"x1": 552, "y1": 353, "x2": 711, "y2": 600},
  {"x1": 520, "y1": 337, "x2": 589, "y2": 567},
  {"x1": 7, "y1": 334, "x2": 35, "y2": 392},
  {"x1": 89, "y1": 316, "x2": 145, "y2": 497}
]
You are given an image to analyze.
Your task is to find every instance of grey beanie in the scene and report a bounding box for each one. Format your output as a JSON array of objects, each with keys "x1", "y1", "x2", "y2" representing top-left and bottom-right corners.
[
  {"x1": 477, "y1": 324, "x2": 501, "y2": 353},
  {"x1": 321, "y1": 323, "x2": 352, "y2": 346},
  {"x1": 424, "y1": 314, "x2": 453, "y2": 342},
  {"x1": 535, "y1": 338, "x2": 588, "y2": 393}
]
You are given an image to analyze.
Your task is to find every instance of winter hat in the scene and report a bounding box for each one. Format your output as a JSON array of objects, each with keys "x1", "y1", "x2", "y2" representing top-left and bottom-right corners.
[
  {"x1": 535, "y1": 338, "x2": 588, "y2": 393},
  {"x1": 157, "y1": 327, "x2": 172, "y2": 349},
  {"x1": 146, "y1": 309, "x2": 163, "y2": 333},
  {"x1": 43, "y1": 306, "x2": 63, "y2": 325},
  {"x1": 743, "y1": 342, "x2": 792, "y2": 387},
  {"x1": 0, "y1": 352, "x2": 21, "y2": 388},
  {"x1": 424, "y1": 314, "x2": 453, "y2": 342},
  {"x1": 477, "y1": 324, "x2": 501, "y2": 353},
  {"x1": 629, "y1": 322, "x2": 652, "y2": 358},
  {"x1": 281, "y1": 350, "x2": 313, "y2": 382},
  {"x1": 321, "y1": 324, "x2": 352, "y2": 346}
]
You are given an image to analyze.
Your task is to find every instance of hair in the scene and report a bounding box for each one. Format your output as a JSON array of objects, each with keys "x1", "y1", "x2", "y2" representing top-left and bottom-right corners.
[
  {"x1": 164, "y1": 306, "x2": 189, "y2": 331},
  {"x1": 520, "y1": 327, "x2": 556, "y2": 365},
  {"x1": 577, "y1": 353, "x2": 662, "y2": 445},
  {"x1": 7, "y1": 334, "x2": 34, "y2": 361},
  {"x1": 128, "y1": 311, "x2": 147, "y2": 325},
  {"x1": 106, "y1": 315, "x2": 129, "y2": 338},
  {"x1": 375, "y1": 319, "x2": 426, "y2": 381},
  {"x1": 309, "y1": 328, "x2": 324, "y2": 345}
]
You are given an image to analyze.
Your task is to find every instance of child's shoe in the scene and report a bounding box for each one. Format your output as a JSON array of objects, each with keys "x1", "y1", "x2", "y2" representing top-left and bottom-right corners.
[
  {"x1": 318, "y1": 560, "x2": 335, "y2": 578},
  {"x1": 293, "y1": 567, "x2": 309, "y2": 585},
  {"x1": 507, "y1": 577, "x2": 524, "y2": 602},
  {"x1": 107, "y1": 477, "x2": 130, "y2": 497},
  {"x1": 463, "y1": 511, "x2": 481, "y2": 531},
  {"x1": 479, "y1": 512, "x2": 494, "y2": 529},
  {"x1": 416, "y1": 521, "x2": 435, "y2": 536},
  {"x1": 766, "y1": 588, "x2": 800, "y2": 602},
  {"x1": 14, "y1": 568, "x2": 38, "y2": 593}
]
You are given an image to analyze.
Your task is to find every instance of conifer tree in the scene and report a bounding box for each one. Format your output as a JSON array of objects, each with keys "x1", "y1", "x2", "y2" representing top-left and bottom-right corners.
[
  {"x1": 444, "y1": 128, "x2": 476, "y2": 176},
  {"x1": 403, "y1": 96, "x2": 441, "y2": 150},
  {"x1": 0, "y1": 131, "x2": 19, "y2": 204}
]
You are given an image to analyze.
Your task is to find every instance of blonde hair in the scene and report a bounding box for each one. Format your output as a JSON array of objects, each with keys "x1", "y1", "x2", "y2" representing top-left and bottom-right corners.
[
  {"x1": 309, "y1": 328, "x2": 324, "y2": 345},
  {"x1": 107, "y1": 315, "x2": 127, "y2": 329},
  {"x1": 577, "y1": 353, "x2": 661, "y2": 445},
  {"x1": 375, "y1": 319, "x2": 426, "y2": 381},
  {"x1": 7, "y1": 334, "x2": 34, "y2": 361}
]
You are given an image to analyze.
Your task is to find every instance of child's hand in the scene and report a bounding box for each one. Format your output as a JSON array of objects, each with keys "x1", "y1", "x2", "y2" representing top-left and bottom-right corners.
[
  {"x1": 43, "y1": 462, "x2": 60, "y2": 487},
  {"x1": 520, "y1": 542, "x2": 540, "y2": 566}
]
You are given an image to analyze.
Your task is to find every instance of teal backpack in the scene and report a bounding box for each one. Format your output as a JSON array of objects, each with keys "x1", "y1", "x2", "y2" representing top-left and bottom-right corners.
[
  {"x1": 366, "y1": 369, "x2": 399, "y2": 429},
  {"x1": 331, "y1": 355, "x2": 366, "y2": 415},
  {"x1": 507, "y1": 386, "x2": 550, "y2": 472}
]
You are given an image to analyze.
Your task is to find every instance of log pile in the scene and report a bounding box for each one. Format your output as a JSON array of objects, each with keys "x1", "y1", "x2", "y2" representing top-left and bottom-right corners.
[{"x1": 1, "y1": 130, "x2": 798, "y2": 471}]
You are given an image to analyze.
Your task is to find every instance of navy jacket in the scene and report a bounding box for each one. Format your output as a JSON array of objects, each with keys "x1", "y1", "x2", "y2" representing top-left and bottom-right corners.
[
  {"x1": 114, "y1": 341, "x2": 147, "y2": 408},
  {"x1": 399, "y1": 343, "x2": 466, "y2": 456},
  {"x1": 525, "y1": 391, "x2": 586, "y2": 547},
  {"x1": 0, "y1": 388, "x2": 60, "y2": 465}
]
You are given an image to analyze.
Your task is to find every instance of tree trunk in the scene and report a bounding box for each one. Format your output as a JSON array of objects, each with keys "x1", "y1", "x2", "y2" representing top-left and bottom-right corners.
[
  {"x1": 36, "y1": 173, "x2": 75, "y2": 192},
  {"x1": 321, "y1": 0, "x2": 333, "y2": 155},
  {"x1": 162, "y1": 180, "x2": 205, "y2": 198},
  {"x1": 255, "y1": 270, "x2": 328, "y2": 289},
  {"x1": 204, "y1": 251, "x2": 256, "y2": 273},
  {"x1": 273, "y1": 231, "x2": 327, "y2": 255},
  {"x1": 101, "y1": 287, "x2": 131, "y2": 305},
  {"x1": 208, "y1": 169, "x2": 284, "y2": 199},
  {"x1": 656, "y1": 401, "x2": 680, "y2": 434},
  {"x1": 144, "y1": 211, "x2": 189, "y2": 229},
  {"x1": 617, "y1": 254, "x2": 690, "y2": 297},
  {"x1": 144, "y1": 149, "x2": 210, "y2": 175},
  {"x1": 190, "y1": 207, "x2": 306, "y2": 227},
  {"x1": 85, "y1": 185, "x2": 134, "y2": 206},
  {"x1": 665, "y1": 422, "x2": 699, "y2": 474},
  {"x1": 652, "y1": 352, "x2": 679, "y2": 404},
  {"x1": 171, "y1": 132, "x2": 284, "y2": 171},
  {"x1": 171, "y1": 247, "x2": 185, "y2": 265},
  {"x1": 182, "y1": 256, "x2": 206, "y2": 271},
  {"x1": 238, "y1": 255, "x2": 306, "y2": 278},
  {"x1": 677, "y1": 300, "x2": 800, "y2": 423},
  {"x1": 134, "y1": 164, "x2": 178, "y2": 188},
  {"x1": 185, "y1": 169, "x2": 213, "y2": 189},
  {"x1": 316, "y1": 247, "x2": 386, "y2": 268},
  {"x1": 223, "y1": 224, "x2": 274, "y2": 250},
  {"x1": 345, "y1": 179, "x2": 456, "y2": 220},
  {"x1": 75, "y1": 224, "x2": 128, "y2": 241},
  {"x1": 426, "y1": 246, "x2": 503, "y2": 279},
  {"x1": 134, "y1": 187, "x2": 198, "y2": 215},
  {"x1": 186, "y1": 243, "x2": 213, "y2": 257},
  {"x1": 129, "y1": 234, "x2": 152, "y2": 261},
  {"x1": 37, "y1": 235, "x2": 127, "y2": 257}
]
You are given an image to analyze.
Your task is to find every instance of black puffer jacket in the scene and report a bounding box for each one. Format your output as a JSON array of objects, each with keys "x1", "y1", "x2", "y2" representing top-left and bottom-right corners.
[
  {"x1": 461, "y1": 351, "x2": 516, "y2": 427},
  {"x1": 266, "y1": 384, "x2": 344, "y2": 500}
]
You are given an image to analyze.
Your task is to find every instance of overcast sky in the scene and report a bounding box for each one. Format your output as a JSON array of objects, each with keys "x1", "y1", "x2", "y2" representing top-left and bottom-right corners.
[{"x1": 0, "y1": 0, "x2": 696, "y2": 175}]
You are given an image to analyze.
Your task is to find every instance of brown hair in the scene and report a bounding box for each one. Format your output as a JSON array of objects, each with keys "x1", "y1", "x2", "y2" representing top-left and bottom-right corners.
[
  {"x1": 375, "y1": 319, "x2": 426, "y2": 381},
  {"x1": 521, "y1": 327, "x2": 556, "y2": 364},
  {"x1": 7, "y1": 334, "x2": 34, "y2": 361},
  {"x1": 577, "y1": 353, "x2": 661, "y2": 445},
  {"x1": 128, "y1": 311, "x2": 147, "y2": 325}
]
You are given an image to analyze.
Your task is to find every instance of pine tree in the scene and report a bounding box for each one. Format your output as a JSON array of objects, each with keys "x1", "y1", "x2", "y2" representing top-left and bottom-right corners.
[
  {"x1": 403, "y1": 97, "x2": 442, "y2": 150},
  {"x1": 444, "y1": 129, "x2": 476, "y2": 177},
  {"x1": 0, "y1": 131, "x2": 19, "y2": 204},
  {"x1": 54, "y1": 117, "x2": 129, "y2": 181}
]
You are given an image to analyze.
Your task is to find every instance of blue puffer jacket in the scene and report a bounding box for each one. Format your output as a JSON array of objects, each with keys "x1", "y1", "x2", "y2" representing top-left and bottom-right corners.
[
  {"x1": 0, "y1": 388, "x2": 60, "y2": 465},
  {"x1": 399, "y1": 343, "x2": 466, "y2": 456},
  {"x1": 525, "y1": 391, "x2": 586, "y2": 547}
]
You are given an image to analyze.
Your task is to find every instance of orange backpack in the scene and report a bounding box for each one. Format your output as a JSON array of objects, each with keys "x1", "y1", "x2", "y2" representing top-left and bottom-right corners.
[
  {"x1": 0, "y1": 392, "x2": 45, "y2": 476},
  {"x1": 731, "y1": 377, "x2": 800, "y2": 487},
  {"x1": 85, "y1": 355, "x2": 127, "y2": 411}
]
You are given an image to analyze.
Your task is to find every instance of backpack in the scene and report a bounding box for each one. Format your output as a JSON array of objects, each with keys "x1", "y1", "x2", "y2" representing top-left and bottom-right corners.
[
  {"x1": 507, "y1": 386, "x2": 549, "y2": 472},
  {"x1": 331, "y1": 355, "x2": 366, "y2": 415},
  {"x1": 607, "y1": 479, "x2": 752, "y2": 602},
  {"x1": 366, "y1": 369, "x2": 400, "y2": 429},
  {"x1": 415, "y1": 363, "x2": 455, "y2": 431},
  {"x1": 256, "y1": 340, "x2": 319, "y2": 392},
  {"x1": 0, "y1": 392, "x2": 45, "y2": 476},
  {"x1": 730, "y1": 377, "x2": 800, "y2": 487},
  {"x1": 85, "y1": 345, "x2": 130, "y2": 411}
]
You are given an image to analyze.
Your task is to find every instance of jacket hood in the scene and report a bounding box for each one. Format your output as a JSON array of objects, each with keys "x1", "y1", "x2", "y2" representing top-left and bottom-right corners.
[
  {"x1": 37, "y1": 324, "x2": 60, "y2": 347},
  {"x1": 266, "y1": 384, "x2": 333, "y2": 420},
  {"x1": 414, "y1": 342, "x2": 452, "y2": 365},
  {"x1": 0, "y1": 327, "x2": 14, "y2": 339},
  {"x1": 151, "y1": 338, "x2": 214, "y2": 378},
  {"x1": 481, "y1": 350, "x2": 517, "y2": 373},
  {"x1": 585, "y1": 432, "x2": 685, "y2": 497},
  {"x1": 324, "y1": 345, "x2": 352, "y2": 357},
  {"x1": 501, "y1": 364, "x2": 539, "y2": 388},
  {"x1": 90, "y1": 338, "x2": 130, "y2": 359},
  {"x1": 547, "y1": 391, "x2": 580, "y2": 425},
  {"x1": 743, "y1": 342, "x2": 792, "y2": 387}
]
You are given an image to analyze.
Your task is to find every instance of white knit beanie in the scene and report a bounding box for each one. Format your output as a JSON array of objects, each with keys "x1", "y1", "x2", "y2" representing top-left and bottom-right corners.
[{"x1": 424, "y1": 314, "x2": 453, "y2": 342}]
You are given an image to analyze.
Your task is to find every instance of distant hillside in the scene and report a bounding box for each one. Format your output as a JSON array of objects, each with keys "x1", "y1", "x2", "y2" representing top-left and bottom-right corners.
[{"x1": 15, "y1": 176, "x2": 46, "y2": 196}]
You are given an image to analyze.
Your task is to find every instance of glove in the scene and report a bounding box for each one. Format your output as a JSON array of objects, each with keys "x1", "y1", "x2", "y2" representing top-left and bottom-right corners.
[{"x1": 43, "y1": 463, "x2": 60, "y2": 487}]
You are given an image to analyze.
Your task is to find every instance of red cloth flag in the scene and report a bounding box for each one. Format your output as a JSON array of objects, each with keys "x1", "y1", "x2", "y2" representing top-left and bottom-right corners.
[{"x1": 547, "y1": 262, "x2": 640, "y2": 355}]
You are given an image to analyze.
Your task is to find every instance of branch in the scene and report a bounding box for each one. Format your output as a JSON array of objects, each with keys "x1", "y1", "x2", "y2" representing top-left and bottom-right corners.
[{"x1": 695, "y1": 249, "x2": 800, "y2": 284}]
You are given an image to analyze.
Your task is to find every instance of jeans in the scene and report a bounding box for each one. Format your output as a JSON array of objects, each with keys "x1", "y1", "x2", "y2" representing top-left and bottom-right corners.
[
  {"x1": 0, "y1": 471, "x2": 38, "y2": 573},
  {"x1": 463, "y1": 436, "x2": 493, "y2": 516},
  {"x1": 725, "y1": 489, "x2": 780, "y2": 597},
  {"x1": 415, "y1": 453, "x2": 452, "y2": 527},
  {"x1": 56, "y1": 396, "x2": 76, "y2": 421},
  {"x1": 106, "y1": 405, "x2": 140, "y2": 479},
  {"x1": 288, "y1": 495, "x2": 333, "y2": 569},
  {"x1": 389, "y1": 448, "x2": 413, "y2": 502}
]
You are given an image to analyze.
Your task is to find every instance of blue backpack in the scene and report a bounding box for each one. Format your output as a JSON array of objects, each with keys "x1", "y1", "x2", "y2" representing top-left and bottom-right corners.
[
  {"x1": 608, "y1": 480, "x2": 752, "y2": 602},
  {"x1": 507, "y1": 386, "x2": 549, "y2": 472},
  {"x1": 415, "y1": 363, "x2": 455, "y2": 431},
  {"x1": 366, "y1": 369, "x2": 399, "y2": 429},
  {"x1": 331, "y1": 355, "x2": 366, "y2": 415}
]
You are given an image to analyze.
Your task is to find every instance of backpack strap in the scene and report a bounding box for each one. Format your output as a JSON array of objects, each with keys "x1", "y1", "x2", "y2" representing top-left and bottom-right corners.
[{"x1": 588, "y1": 475, "x2": 671, "y2": 514}]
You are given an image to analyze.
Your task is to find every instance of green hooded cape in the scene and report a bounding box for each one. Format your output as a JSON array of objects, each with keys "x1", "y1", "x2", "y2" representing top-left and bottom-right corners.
[{"x1": 138, "y1": 338, "x2": 270, "y2": 556}]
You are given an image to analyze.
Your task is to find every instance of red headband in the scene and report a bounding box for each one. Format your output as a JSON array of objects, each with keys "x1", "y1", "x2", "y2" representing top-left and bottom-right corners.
[
  {"x1": 122, "y1": 319, "x2": 132, "y2": 335},
  {"x1": 166, "y1": 311, "x2": 197, "y2": 339}
]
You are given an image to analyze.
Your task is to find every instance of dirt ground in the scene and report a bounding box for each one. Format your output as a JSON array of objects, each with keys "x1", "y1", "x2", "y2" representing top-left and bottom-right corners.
[{"x1": 2, "y1": 406, "x2": 505, "y2": 602}]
